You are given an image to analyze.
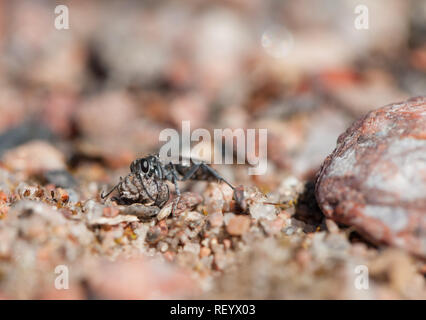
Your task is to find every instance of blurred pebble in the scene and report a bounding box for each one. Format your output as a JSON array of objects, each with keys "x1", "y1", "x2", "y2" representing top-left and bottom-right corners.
[
  {"x1": 249, "y1": 202, "x2": 277, "y2": 221},
  {"x1": 42, "y1": 170, "x2": 76, "y2": 188},
  {"x1": 200, "y1": 246, "x2": 211, "y2": 258},
  {"x1": 0, "y1": 122, "x2": 55, "y2": 156},
  {"x1": 146, "y1": 220, "x2": 168, "y2": 244},
  {"x1": 226, "y1": 216, "x2": 251, "y2": 236},
  {"x1": 2, "y1": 140, "x2": 66, "y2": 175},
  {"x1": 87, "y1": 257, "x2": 198, "y2": 299},
  {"x1": 260, "y1": 218, "x2": 285, "y2": 236},
  {"x1": 207, "y1": 212, "x2": 224, "y2": 228},
  {"x1": 261, "y1": 25, "x2": 294, "y2": 59},
  {"x1": 183, "y1": 242, "x2": 201, "y2": 256}
]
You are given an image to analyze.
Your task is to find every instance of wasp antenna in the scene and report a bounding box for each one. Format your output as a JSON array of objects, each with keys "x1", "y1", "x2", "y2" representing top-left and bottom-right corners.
[
  {"x1": 101, "y1": 183, "x2": 119, "y2": 199},
  {"x1": 225, "y1": 180, "x2": 235, "y2": 190}
]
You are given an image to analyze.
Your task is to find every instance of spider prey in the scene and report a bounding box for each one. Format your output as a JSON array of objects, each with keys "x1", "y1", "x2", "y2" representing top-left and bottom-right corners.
[{"x1": 101, "y1": 154, "x2": 235, "y2": 214}]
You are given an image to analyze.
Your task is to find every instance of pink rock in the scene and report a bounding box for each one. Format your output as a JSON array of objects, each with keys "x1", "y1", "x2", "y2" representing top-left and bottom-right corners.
[{"x1": 316, "y1": 96, "x2": 426, "y2": 257}]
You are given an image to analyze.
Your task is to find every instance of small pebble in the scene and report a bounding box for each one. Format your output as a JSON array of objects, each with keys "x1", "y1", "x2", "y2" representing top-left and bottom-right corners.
[
  {"x1": 226, "y1": 216, "x2": 251, "y2": 236},
  {"x1": 183, "y1": 242, "x2": 201, "y2": 255},
  {"x1": 200, "y1": 246, "x2": 211, "y2": 258},
  {"x1": 157, "y1": 241, "x2": 169, "y2": 253},
  {"x1": 249, "y1": 202, "x2": 277, "y2": 221},
  {"x1": 207, "y1": 212, "x2": 224, "y2": 228}
]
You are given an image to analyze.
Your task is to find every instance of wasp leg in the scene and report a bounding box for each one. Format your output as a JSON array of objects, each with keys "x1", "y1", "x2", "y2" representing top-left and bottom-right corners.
[
  {"x1": 171, "y1": 177, "x2": 181, "y2": 216},
  {"x1": 179, "y1": 162, "x2": 235, "y2": 190},
  {"x1": 166, "y1": 164, "x2": 182, "y2": 215}
]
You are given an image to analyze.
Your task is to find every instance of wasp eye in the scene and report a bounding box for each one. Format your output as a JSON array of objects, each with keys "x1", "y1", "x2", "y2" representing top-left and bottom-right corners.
[{"x1": 141, "y1": 159, "x2": 149, "y2": 173}]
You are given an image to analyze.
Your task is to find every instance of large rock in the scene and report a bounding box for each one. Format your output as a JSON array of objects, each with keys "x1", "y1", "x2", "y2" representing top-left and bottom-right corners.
[{"x1": 316, "y1": 96, "x2": 426, "y2": 257}]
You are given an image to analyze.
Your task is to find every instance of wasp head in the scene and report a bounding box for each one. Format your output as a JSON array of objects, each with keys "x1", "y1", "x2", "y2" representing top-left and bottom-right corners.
[{"x1": 130, "y1": 155, "x2": 161, "y2": 178}]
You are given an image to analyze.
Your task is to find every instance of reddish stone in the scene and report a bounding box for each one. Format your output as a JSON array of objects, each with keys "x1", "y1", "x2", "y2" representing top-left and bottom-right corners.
[
  {"x1": 316, "y1": 96, "x2": 426, "y2": 257},
  {"x1": 226, "y1": 216, "x2": 251, "y2": 236},
  {"x1": 56, "y1": 188, "x2": 69, "y2": 203}
]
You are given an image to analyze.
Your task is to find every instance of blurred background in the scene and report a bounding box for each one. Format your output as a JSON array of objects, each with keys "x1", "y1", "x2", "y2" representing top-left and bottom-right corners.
[
  {"x1": 0, "y1": 0, "x2": 425, "y2": 299},
  {"x1": 0, "y1": 0, "x2": 424, "y2": 185}
]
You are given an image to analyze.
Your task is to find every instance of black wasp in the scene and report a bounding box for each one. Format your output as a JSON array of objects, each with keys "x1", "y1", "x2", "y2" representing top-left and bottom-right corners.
[{"x1": 101, "y1": 154, "x2": 235, "y2": 214}]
